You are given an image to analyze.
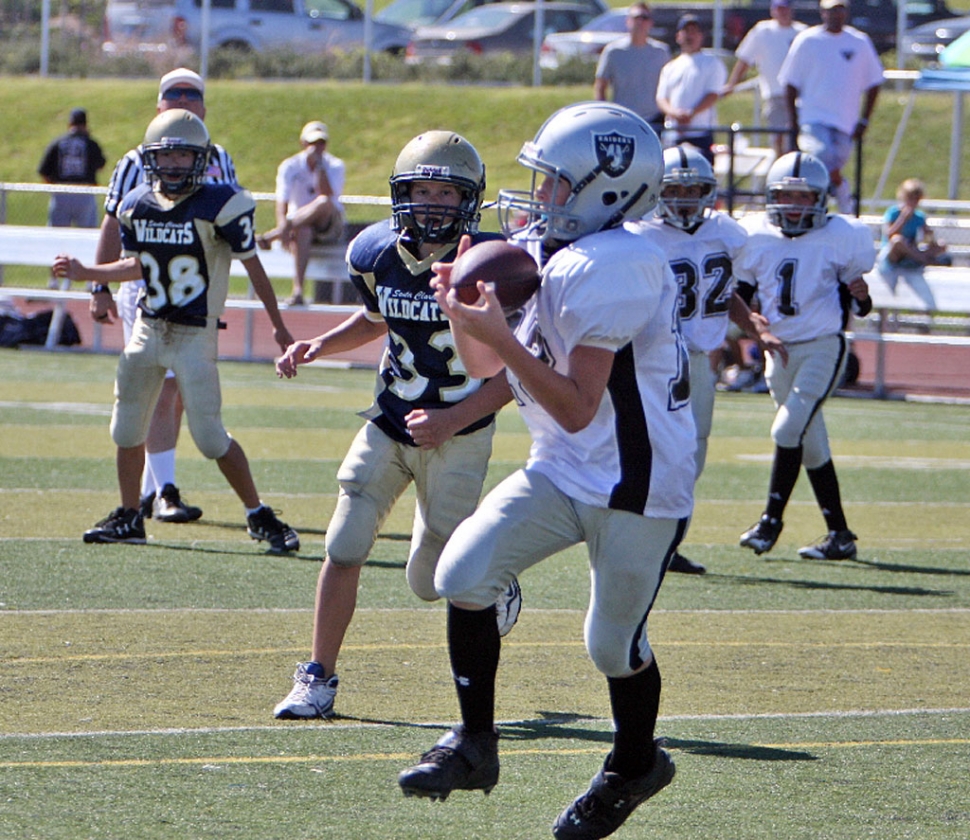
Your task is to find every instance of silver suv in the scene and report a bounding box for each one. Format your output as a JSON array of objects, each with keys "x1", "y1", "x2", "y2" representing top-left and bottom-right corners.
[{"x1": 103, "y1": 0, "x2": 412, "y2": 55}]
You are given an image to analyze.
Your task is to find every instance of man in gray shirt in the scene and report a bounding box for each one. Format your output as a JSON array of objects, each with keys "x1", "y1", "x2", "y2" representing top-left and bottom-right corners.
[{"x1": 594, "y1": 3, "x2": 670, "y2": 137}]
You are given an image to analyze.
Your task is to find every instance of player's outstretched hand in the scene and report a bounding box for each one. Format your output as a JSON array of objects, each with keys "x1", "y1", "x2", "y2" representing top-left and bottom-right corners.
[
  {"x1": 51, "y1": 254, "x2": 82, "y2": 282},
  {"x1": 276, "y1": 339, "x2": 320, "y2": 379},
  {"x1": 405, "y1": 407, "x2": 459, "y2": 450}
]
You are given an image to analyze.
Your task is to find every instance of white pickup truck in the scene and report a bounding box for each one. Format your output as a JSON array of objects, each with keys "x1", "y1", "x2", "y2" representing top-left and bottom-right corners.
[{"x1": 103, "y1": 0, "x2": 412, "y2": 55}]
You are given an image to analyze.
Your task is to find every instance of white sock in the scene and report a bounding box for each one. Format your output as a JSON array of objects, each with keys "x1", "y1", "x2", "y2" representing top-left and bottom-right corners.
[{"x1": 146, "y1": 448, "x2": 177, "y2": 493}]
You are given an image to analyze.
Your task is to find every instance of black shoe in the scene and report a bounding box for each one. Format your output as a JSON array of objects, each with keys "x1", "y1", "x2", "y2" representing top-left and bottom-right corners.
[
  {"x1": 739, "y1": 514, "x2": 783, "y2": 555},
  {"x1": 398, "y1": 726, "x2": 499, "y2": 802},
  {"x1": 83, "y1": 507, "x2": 147, "y2": 545},
  {"x1": 553, "y1": 741, "x2": 675, "y2": 839},
  {"x1": 246, "y1": 506, "x2": 300, "y2": 553},
  {"x1": 668, "y1": 552, "x2": 706, "y2": 575},
  {"x1": 154, "y1": 483, "x2": 203, "y2": 523},
  {"x1": 139, "y1": 491, "x2": 155, "y2": 520},
  {"x1": 798, "y1": 529, "x2": 858, "y2": 560}
]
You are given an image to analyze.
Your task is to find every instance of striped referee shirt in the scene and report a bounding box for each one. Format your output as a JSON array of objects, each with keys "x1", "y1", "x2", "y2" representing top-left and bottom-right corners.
[{"x1": 103, "y1": 144, "x2": 237, "y2": 217}]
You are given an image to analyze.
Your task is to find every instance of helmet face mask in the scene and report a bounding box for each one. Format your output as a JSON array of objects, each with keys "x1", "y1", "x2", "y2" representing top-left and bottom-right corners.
[
  {"x1": 765, "y1": 152, "x2": 830, "y2": 235},
  {"x1": 390, "y1": 131, "x2": 485, "y2": 246},
  {"x1": 142, "y1": 109, "x2": 211, "y2": 196},
  {"x1": 497, "y1": 102, "x2": 662, "y2": 247},
  {"x1": 657, "y1": 145, "x2": 717, "y2": 230}
]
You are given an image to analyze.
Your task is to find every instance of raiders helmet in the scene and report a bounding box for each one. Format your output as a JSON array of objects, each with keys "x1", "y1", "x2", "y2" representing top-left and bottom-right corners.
[
  {"x1": 390, "y1": 131, "x2": 485, "y2": 246},
  {"x1": 657, "y1": 145, "x2": 718, "y2": 231},
  {"x1": 142, "y1": 109, "x2": 211, "y2": 196},
  {"x1": 765, "y1": 151, "x2": 830, "y2": 235},
  {"x1": 497, "y1": 102, "x2": 662, "y2": 246}
]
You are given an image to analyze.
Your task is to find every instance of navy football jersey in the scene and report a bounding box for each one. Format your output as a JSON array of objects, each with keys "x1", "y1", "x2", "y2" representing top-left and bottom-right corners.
[
  {"x1": 118, "y1": 183, "x2": 257, "y2": 325},
  {"x1": 349, "y1": 221, "x2": 504, "y2": 444}
]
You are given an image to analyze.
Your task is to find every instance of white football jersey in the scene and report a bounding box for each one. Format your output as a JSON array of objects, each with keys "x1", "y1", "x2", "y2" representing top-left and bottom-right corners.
[
  {"x1": 734, "y1": 214, "x2": 875, "y2": 344},
  {"x1": 507, "y1": 227, "x2": 696, "y2": 520},
  {"x1": 628, "y1": 213, "x2": 748, "y2": 353}
]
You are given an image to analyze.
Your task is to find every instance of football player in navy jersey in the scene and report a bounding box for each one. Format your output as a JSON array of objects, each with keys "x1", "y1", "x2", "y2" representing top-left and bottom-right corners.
[
  {"x1": 734, "y1": 151, "x2": 873, "y2": 561},
  {"x1": 93, "y1": 68, "x2": 240, "y2": 525},
  {"x1": 398, "y1": 103, "x2": 693, "y2": 839},
  {"x1": 271, "y1": 131, "x2": 520, "y2": 721},
  {"x1": 52, "y1": 110, "x2": 299, "y2": 554}
]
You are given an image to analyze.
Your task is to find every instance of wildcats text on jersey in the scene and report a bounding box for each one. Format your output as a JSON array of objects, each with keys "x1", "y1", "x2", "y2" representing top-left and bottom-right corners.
[
  {"x1": 376, "y1": 287, "x2": 445, "y2": 324},
  {"x1": 132, "y1": 219, "x2": 195, "y2": 245}
]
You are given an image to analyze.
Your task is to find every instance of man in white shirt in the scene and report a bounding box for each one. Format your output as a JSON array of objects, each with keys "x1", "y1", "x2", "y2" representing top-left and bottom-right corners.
[
  {"x1": 656, "y1": 14, "x2": 727, "y2": 164},
  {"x1": 721, "y1": 0, "x2": 806, "y2": 157},
  {"x1": 778, "y1": 0, "x2": 883, "y2": 213},
  {"x1": 258, "y1": 121, "x2": 346, "y2": 306}
]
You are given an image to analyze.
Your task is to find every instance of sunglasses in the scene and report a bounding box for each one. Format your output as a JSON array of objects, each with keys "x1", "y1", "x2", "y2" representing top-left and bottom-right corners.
[
  {"x1": 161, "y1": 87, "x2": 204, "y2": 102},
  {"x1": 630, "y1": 14, "x2": 652, "y2": 20}
]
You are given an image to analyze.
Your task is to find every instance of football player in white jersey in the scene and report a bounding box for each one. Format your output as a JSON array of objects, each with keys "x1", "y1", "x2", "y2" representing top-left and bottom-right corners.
[
  {"x1": 629, "y1": 145, "x2": 785, "y2": 575},
  {"x1": 733, "y1": 151, "x2": 873, "y2": 560},
  {"x1": 398, "y1": 103, "x2": 694, "y2": 840},
  {"x1": 53, "y1": 111, "x2": 299, "y2": 553}
]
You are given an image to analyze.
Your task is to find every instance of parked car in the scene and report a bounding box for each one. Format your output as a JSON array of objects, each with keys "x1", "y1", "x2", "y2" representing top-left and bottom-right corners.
[
  {"x1": 102, "y1": 0, "x2": 412, "y2": 55},
  {"x1": 539, "y1": 6, "x2": 627, "y2": 69},
  {"x1": 405, "y1": 1, "x2": 600, "y2": 62},
  {"x1": 901, "y1": 13, "x2": 970, "y2": 61},
  {"x1": 643, "y1": 0, "x2": 957, "y2": 55},
  {"x1": 376, "y1": 0, "x2": 605, "y2": 30}
]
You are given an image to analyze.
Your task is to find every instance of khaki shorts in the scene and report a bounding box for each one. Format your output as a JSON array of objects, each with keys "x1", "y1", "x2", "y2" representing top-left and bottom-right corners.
[
  {"x1": 312, "y1": 211, "x2": 345, "y2": 245},
  {"x1": 325, "y1": 419, "x2": 495, "y2": 601},
  {"x1": 435, "y1": 468, "x2": 688, "y2": 678},
  {"x1": 111, "y1": 316, "x2": 230, "y2": 459}
]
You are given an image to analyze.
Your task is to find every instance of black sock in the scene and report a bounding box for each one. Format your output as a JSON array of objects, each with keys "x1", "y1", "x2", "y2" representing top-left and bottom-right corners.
[
  {"x1": 765, "y1": 445, "x2": 803, "y2": 522},
  {"x1": 806, "y1": 459, "x2": 848, "y2": 532},
  {"x1": 606, "y1": 660, "x2": 661, "y2": 779},
  {"x1": 448, "y1": 602, "x2": 500, "y2": 734}
]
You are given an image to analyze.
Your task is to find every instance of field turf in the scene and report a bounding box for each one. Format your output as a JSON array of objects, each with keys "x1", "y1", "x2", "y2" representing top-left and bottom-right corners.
[{"x1": 1, "y1": 348, "x2": 968, "y2": 839}]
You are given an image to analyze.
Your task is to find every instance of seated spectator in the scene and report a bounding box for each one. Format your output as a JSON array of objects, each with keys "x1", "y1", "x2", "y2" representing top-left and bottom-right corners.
[
  {"x1": 876, "y1": 178, "x2": 950, "y2": 309},
  {"x1": 879, "y1": 178, "x2": 949, "y2": 271},
  {"x1": 258, "y1": 121, "x2": 346, "y2": 306}
]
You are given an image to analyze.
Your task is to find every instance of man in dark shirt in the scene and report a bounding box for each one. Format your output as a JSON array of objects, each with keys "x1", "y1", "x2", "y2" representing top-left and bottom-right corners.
[{"x1": 38, "y1": 108, "x2": 107, "y2": 228}]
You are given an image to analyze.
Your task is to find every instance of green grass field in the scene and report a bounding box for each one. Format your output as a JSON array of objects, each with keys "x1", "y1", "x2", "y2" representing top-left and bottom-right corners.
[{"x1": 1, "y1": 348, "x2": 969, "y2": 839}]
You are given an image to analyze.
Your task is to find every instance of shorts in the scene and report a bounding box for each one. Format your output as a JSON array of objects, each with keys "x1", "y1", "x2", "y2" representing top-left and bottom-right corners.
[
  {"x1": 325, "y1": 419, "x2": 494, "y2": 601},
  {"x1": 111, "y1": 315, "x2": 230, "y2": 459},
  {"x1": 762, "y1": 96, "x2": 791, "y2": 132},
  {"x1": 312, "y1": 211, "x2": 345, "y2": 245},
  {"x1": 798, "y1": 123, "x2": 852, "y2": 173},
  {"x1": 434, "y1": 468, "x2": 688, "y2": 678}
]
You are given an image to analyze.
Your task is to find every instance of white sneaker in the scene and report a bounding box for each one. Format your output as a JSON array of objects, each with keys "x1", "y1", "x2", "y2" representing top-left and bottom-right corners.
[
  {"x1": 495, "y1": 577, "x2": 522, "y2": 637},
  {"x1": 274, "y1": 663, "x2": 338, "y2": 719}
]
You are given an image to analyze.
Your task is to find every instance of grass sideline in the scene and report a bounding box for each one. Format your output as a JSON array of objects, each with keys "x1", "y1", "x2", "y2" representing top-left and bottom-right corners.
[{"x1": 1, "y1": 349, "x2": 969, "y2": 839}]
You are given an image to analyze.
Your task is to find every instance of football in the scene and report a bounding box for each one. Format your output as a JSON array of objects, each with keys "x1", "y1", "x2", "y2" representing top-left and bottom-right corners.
[{"x1": 449, "y1": 240, "x2": 540, "y2": 314}]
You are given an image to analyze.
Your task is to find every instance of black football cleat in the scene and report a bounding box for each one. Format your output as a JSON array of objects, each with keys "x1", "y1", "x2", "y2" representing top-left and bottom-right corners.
[
  {"x1": 667, "y1": 552, "x2": 707, "y2": 575},
  {"x1": 553, "y1": 741, "x2": 675, "y2": 839},
  {"x1": 739, "y1": 514, "x2": 783, "y2": 555},
  {"x1": 246, "y1": 506, "x2": 300, "y2": 553},
  {"x1": 398, "y1": 726, "x2": 499, "y2": 802},
  {"x1": 83, "y1": 507, "x2": 146, "y2": 545},
  {"x1": 154, "y1": 483, "x2": 203, "y2": 523}
]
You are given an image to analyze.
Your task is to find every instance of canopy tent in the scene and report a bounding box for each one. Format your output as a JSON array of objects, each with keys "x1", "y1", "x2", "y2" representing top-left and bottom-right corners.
[{"x1": 872, "y1": 43, "x2": 970, "y2": 206}]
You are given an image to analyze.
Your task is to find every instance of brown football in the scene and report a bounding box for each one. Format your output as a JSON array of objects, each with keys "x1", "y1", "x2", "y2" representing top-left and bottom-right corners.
[{"x1": 449, "y1": 240, "x2": 540, "y2": 314}]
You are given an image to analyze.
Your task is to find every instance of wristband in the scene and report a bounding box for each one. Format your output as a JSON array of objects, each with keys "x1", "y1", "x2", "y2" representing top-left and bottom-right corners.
[{"x1": 91, "y1": 284, "x2": 112, "y2": 296}]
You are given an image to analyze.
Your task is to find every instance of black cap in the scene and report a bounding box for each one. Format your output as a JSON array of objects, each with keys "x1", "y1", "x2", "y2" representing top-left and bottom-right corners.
[
  {"x1": 677, "y1": 13, "x2": 701, "y2": 30},
  {"x1": 69, "y1": 108, "x2": 87, "y2": 126}
]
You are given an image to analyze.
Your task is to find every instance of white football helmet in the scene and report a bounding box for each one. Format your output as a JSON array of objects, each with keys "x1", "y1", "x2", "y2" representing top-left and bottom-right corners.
[
  {"x1": 765, "y1": 151, "x2": 830, "y2": 235},
  {"x1": 390, "y1": 130, "x2": 485, "y2": 246},
  {"x1": 657, "y1": 145, "x2": 718, "y2": 230},
  {"x1": 497, "y1": 102, "x2": 662, "y2": 247},
  {"x1": 142, "y1": 109, "x2": 211, "y2": 196}
]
